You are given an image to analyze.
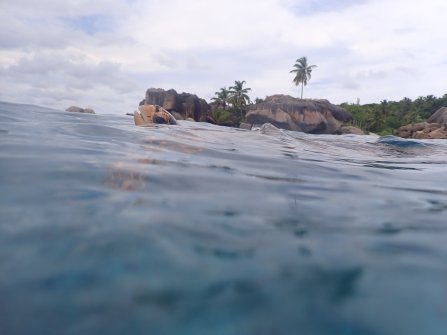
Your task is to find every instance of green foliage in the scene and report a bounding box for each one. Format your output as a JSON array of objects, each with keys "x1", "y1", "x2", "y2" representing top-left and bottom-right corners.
[
  {"x1": 210, "y1": 108, "x2": 231, "y2": 125},
  {"x1": 229, "y1": 80, "x2": 252, "y2": 118},
  {"x1": 342, "y1": 94, "x2": 447, "y2": 134},
  {"x1": 377, "y1": 128, "x2": 396, "y2": 136},
  {"x1": 210, "y1": 80, "x2": 253, "y2": 127},
  {"x1": 211, "y1": 87, "x2": 230, "y2": 110}
]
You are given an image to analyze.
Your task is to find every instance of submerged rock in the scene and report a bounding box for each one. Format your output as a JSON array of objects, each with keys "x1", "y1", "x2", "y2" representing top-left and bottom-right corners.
[
  {"x1": 245, "y1": 95, "x2": 352, "y2": 134},
  {"x1": 66, "y1": 106, "x2": 95, "y2": 114}
]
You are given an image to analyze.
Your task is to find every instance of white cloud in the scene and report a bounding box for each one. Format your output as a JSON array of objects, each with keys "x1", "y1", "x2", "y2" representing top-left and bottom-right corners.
[{"x1": 0, "y1": 0, "x2": 446, "y2": 114}]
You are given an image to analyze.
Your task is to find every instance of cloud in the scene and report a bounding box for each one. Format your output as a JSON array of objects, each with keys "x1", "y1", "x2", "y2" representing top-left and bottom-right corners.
[
  {"x1": 63, "y1": 15, "x2": 116, "y2": 35},
  {"x1": 280, "y1": 0, "x2": 368, "y2": 15},
  {"x1": 0, "y1": 49, "x2": 142, "y2": 113},
  {"x1": 0, "y1": 0, "x2": 447, "y2": 113}
]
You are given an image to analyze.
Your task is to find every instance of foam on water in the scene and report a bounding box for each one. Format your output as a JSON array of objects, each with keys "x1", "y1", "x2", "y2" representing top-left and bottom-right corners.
[{"x1": 1, "y1": 101, "x2": 447, "y2": 335}]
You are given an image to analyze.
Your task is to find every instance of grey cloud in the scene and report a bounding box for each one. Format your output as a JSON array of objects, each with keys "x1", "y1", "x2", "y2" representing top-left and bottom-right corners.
[
  {"x1": 342, "y1": 78, "x2": 361, "y2": 90},
  {"x1": 355, "y1": 69, "x2": 388, "y2": 80},
  {"x1": 0, "y1": 0, "x2": 134, "y2": 51},
  {"x1": 395, "y1": 66, "x2": 414, "y2": 75},
  {"x1": 152, "y1": 53, "x2": 178, "y2": 69},
  {"x1": 2, "y1": 51, "x2": 133, "y2": 90},
  {"x1": 152, "y1": 52, "x2": 211, "y2": 71},
  {"x1": 0, "y1": 50, "x2": 141, "y2": 113},
  {"x1": 185, "y1": 55, "x2": 210, "y2": 71},
  {"x1": 0, "y1": 15, "x2": 74, "y2": 50},
  {"x1": 0, "y1": 0, "x2": 131, "y2": 19}
]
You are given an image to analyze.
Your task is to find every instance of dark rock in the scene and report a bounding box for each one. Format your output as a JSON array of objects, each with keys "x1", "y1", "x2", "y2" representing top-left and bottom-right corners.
[
  {"x1": 66, "y1": 106, "x2": 95, "y2": 114},
  {"x1": 143, "y1": 88, "x2": 209, "y2": 122},
  {"x1": 245, "y1": 95, "x2": 352, "y2": 134}
]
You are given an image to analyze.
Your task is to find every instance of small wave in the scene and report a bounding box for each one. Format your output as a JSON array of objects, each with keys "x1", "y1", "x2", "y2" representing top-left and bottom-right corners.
[{"x1": 376, "y1": 135, "x2": 430, "y2": 148}]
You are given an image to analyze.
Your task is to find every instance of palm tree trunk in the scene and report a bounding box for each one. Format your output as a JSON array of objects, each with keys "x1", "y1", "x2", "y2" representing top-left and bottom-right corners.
[{"x1": 300, "y1": 83, "x2": 304, "y2": 99}]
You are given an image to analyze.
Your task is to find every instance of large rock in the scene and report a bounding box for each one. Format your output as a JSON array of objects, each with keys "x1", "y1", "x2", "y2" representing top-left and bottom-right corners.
[
  {"x1": 245, "y1": 95, "x2": 352, "y2": 134},
  {"x1": 134, "y1": 105, "x2": 177, "y2": 126},
  {"x1": 66, "y1": 106, "x2": 95, "y2": 114},
  {"x1": 395, "y1": 107, "x2": 447, "y2": 139},
  {"x1": 395, "y1": 122, "x2": 447, "y2": 139},
  {"x1": 427, "y1": 107, "x2": 447, "y2": 124},
  {"x1": 142, "y1": 88, "x2": 209, "y2": 122},
  {"x1": 339, "y1": 125, "x2": 365, "y2": 135}
]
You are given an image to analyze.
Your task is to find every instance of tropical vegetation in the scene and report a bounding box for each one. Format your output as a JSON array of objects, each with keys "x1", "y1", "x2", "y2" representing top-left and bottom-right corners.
[
  {"x1": 229, "y1": 80, "x2": 252, "y2": 117},
  {"x1": 210, "y1": 108, "x2": 231, "y2": 126},
  {"x1": 211, "y1": 87, "x2": 230, "y2": 110},
  {"x1": 210, "y1": 80, "x2": 252, "y2": 126},
  {"x1": 290, "y1": 57, "x2": 317, "y2": 99},
  {"x1": 208, "y1": 76, "x2": 446, "y2": 136},
  {"x1": 342, "y1": 94, "x2": 447, "y2": 135}
]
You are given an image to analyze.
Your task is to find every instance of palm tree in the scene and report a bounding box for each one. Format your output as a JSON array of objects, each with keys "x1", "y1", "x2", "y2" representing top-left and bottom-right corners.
[
  {"x1": 290, "y1": 57, "x2": 317, "y2": 99},
  {"x1": 229, "y1": 80, "x2": 251, "y2": 117},
  {"x1": 211, "y1": 87, "x2": 230, "y2": 110}
]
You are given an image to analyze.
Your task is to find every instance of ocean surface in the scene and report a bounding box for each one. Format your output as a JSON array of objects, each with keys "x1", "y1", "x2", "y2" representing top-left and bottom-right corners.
[{"x1": 1, "y1": 101, "x2": 447, "y2": 335}]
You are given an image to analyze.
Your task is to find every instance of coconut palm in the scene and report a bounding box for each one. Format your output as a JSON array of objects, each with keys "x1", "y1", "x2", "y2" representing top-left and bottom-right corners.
[
  {"x1": 290, "y1": 57, "x2": 317, "y2": 99},
  {"x1": 228, "y1": 80, "x2": 251, "y2": 117},
  {"x1": 211, "y1": 87, "x2": 230, "y2": 110}
]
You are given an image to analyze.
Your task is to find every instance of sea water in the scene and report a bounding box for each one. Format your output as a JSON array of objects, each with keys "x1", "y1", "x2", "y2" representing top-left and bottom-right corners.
[{"x1": 1, "y1": 101, "x2": 447, "y2": 335}]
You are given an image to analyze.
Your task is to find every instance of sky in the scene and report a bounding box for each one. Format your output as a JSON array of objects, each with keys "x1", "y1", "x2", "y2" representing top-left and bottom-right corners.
[{"x1": 0, "y1": 0, "x2": 446, "y2": 115}]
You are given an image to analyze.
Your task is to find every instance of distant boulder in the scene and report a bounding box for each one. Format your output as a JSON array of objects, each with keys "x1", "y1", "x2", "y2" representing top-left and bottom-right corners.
[
  {"x1": 395, "y1": 107, "x2": 447, "y2": 139},
  {"x1": 427, "y1": 107, "x2": 447, "y2": 124},
  {"x1": 245, "y1": 95, "x2": 352, "y2": 134},
  {"x1": 142, "y1": 88, "x2": 209, "y2": 122},
  {"x1": 339, "y1": 125, "x2": 365, "y2": 135},
  {"x1": 66, "y1": 106, "x2": 95, "y2": 114},
  {"x1": 395, "y1": 122, "x2": 447, "y2": 139}
]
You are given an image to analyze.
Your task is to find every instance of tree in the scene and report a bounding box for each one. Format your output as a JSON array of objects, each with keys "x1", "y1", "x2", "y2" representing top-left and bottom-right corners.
[
  {"x1": 211, "y1": 87, "x2": 230, "y2": 110},
  {"x1": 228, "y1": 80, "x2": 251, "y2": 117},
  {"x1": 290, "y1": 57, "x2": 317, "y2": 99},
  {"x1": 210, "y1": 108, "x2": 231, "y2": 126}
]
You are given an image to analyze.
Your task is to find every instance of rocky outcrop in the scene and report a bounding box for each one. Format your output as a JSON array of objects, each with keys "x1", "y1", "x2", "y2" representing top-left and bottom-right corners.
[
  {"x1": 141, "y1": 88, "x2": 210, "y2": 122},
  {"x1": 245, "y1": 95, "x2": 352, "y2": 134},
  {"x1": 427, "y1": 107, "x2": 447, "y2": 124},
  {"x1": 66, "y1": 106, "x2": 95, "y2": 114},
  {"x1": 395, "y1": 122, "x2": 447, "y2": 139},
  {"x1": 338, "y1": 126, "x2": 365, "y2": 135},
  {"x1": 395, "y1": 107, "x2": 447, "y2": 139}
]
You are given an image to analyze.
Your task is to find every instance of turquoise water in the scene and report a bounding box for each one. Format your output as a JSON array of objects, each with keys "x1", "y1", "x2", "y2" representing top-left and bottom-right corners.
[{"x1": 1, "y1": 101, "x2": 447, "y2": 335}]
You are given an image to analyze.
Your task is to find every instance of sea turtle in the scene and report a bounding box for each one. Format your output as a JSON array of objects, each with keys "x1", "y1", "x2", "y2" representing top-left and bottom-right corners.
[{"x1": 134, "y1": 104, "x2": 177, "y2": 126}]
